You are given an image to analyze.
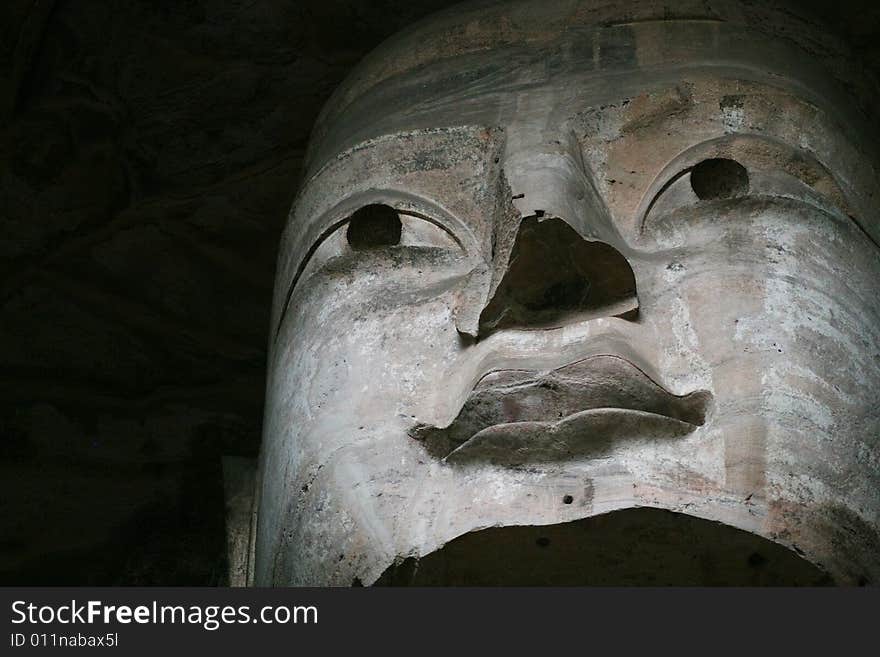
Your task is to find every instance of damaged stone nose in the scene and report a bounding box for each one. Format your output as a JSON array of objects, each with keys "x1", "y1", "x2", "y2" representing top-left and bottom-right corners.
[
  {"x1": 478, "y1": 216, "x2": 638, "y2": 333},
  {"x1": 467, "y1": 130, "x2": 638, "y2": 336}
]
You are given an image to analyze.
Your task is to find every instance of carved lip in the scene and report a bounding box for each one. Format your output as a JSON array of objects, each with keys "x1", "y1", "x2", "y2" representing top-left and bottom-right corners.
[{"x1": 410, "y1": 355, "x2": 712, "y2": 466}]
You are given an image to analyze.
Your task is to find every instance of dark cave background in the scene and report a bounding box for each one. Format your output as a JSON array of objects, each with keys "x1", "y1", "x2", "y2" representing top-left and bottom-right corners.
[{"x1": 1, "y1": 0, "x2": 878, "y2": 585}]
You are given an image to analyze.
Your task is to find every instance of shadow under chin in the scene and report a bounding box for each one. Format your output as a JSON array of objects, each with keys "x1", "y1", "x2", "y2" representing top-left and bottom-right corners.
[{"x1": 374, "y1": 508, "x2": 834, "y2": 586}]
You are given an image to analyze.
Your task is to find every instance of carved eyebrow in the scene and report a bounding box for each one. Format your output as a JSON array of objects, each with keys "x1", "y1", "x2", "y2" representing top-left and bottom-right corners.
[{"x1": 272, "y1": 198, "x2": 470, "y2": 342}]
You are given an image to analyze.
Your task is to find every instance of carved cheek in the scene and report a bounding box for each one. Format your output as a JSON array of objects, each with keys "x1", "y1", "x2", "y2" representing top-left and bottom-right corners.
[{"x1": 273, "y1": 260, "x2": 472, "y2": 438}]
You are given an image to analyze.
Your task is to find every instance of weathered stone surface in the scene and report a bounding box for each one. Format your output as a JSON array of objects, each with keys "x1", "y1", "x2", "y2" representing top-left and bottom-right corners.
[
  {"x1": 2, "y1": 0, "x2": 879, "y2": 585},
  {"x1": 258, "y1": 0, "x2": 880, "y2": 586}
]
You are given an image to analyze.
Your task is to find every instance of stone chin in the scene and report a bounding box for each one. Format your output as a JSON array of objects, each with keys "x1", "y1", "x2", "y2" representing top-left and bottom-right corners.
[{"x1": 255, "y1": 0, "x2": 880, "y2": 586}]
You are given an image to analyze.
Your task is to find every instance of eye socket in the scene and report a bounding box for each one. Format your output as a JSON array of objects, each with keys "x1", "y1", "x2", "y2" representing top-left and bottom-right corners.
[
  {"x1": 639, "y1": 139, "x2": 856, "y2": 243},
  {"x1": 640, "y1": 156, "x2": 752, "y2": 234},
  {"x1": 275, "y1": 202, "x2": 465, "y2": 336},
  {"x1": 346, "y1": 204, "x2": 402, "y2": 249},
  {"x1": 294, "y1": 203, "x2": 462, "y2": 291},
  {"x1": 690, "y1": 158, "x2": 749, "y2": 200}
]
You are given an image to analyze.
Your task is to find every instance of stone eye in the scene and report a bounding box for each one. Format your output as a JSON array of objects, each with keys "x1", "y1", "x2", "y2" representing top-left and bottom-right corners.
[
  {"x1": 343, "y1": 204, "x2": 460, "y2": 252},
  {"x1": 346, "y1": 204, "x2": 403, "y2": 249},
  {"x1": 275, "y1": 202, "x2": 463, "y2": 334},
  {"x1": 639, "y1": 155, "x2": 755, "y2": 234},
  {"x1": 690, "y1": 158, "x2": 749, "y2": 200}
]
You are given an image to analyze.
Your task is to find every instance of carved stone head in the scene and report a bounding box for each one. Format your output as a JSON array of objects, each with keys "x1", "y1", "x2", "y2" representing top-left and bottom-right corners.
[{"x1": 256, "y1": 0, "x2": 880, "y2": 585}]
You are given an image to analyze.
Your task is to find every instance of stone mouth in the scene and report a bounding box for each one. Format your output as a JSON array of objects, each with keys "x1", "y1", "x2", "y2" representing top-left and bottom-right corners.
[{"x1": 410, "y1": 355, "x2": 712, "y2": 465}]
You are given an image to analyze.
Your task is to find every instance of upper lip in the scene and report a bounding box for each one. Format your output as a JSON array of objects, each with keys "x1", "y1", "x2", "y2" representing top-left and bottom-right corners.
[{"x1": 411, "y1": 354, "x2": 712, "y2": 465}]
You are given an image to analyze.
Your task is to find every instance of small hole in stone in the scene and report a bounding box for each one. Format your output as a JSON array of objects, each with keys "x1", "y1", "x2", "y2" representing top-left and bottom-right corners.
[
  {"x1": 536, "y1": 537, "x2": 550, "y2": 548},
  {"x1": 346, "y1": 204, "x2": 402, "y2": 249},
  {"x1": 690, "y1": 158, "x2": 749, "y2": 200},
  {"x1": 562, "y1": 495, "x2": 574, "y2": 504}
]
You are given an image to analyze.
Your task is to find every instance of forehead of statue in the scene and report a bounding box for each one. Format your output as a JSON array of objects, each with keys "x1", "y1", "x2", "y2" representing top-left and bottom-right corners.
[{"x1": 303, "y1": 3, "x2": 867, "y2": 178}]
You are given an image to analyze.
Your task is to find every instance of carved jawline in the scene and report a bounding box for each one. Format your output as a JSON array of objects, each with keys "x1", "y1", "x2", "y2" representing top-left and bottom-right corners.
[{"x1": 410, "y1": 355, "x2": 711, "y2": 465}]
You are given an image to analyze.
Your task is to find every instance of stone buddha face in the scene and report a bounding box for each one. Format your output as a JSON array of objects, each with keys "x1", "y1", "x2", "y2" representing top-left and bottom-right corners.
[{"x1": 256, "y1": 0, "x2": 880, "y2": 585}]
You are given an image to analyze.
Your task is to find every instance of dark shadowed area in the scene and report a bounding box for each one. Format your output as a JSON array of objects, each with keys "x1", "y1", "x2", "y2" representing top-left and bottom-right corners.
[{"x1": 376, "y1": 508, "x2": 833, "y2": 586}]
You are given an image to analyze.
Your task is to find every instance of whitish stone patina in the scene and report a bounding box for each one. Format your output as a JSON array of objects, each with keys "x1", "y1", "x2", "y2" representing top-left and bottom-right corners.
[{"x1": 255, "y1": 0, "x2": 880, "y2": 585}]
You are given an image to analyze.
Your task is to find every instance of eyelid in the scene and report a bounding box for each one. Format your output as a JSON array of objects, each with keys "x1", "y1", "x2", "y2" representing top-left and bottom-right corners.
[
  {"x1": 398, "y1": 212, "x2": 461, "y2": 249},
  {"x1": 642, "y1": 164, "x2": 854, "y2": 232},
  {"x1": 274, "y1": 196, "x2": 471, "y2": 341},
  {"x1": 393, "y1": 209, "x2": 466, "y2": 250},
  {"x1": 638, "y1": 167, "x2": 693, "y2": 235},
  {"x1": 636, "y1": 136, "x2": 856, "y2": 234}
]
